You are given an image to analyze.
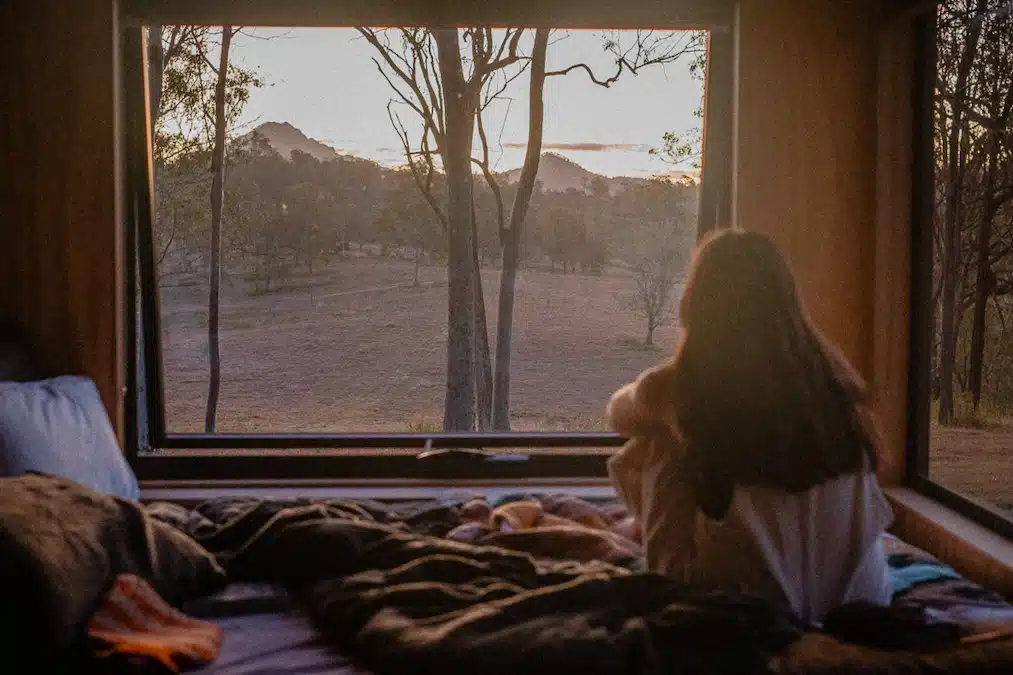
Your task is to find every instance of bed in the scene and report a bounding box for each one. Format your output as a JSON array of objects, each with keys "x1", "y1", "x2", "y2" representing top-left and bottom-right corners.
[
  {"x1": 6, "y1": 326, "x2": 1013, "y2": 674},
  {"x1": 188, "y1": 531, "x2": 1013, "y2": 675},
  {"x1": 9, "y1": 473, "x2": 1013, "y2": 674}
]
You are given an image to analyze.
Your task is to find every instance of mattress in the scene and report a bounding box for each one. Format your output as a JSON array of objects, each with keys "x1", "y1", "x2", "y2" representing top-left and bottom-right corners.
[
  {"x1": 197, "y1": 612, "x2": 363, "y2": 675},
  {"x1": 191, "y1": 585, "x2": 368, "y2": 675}
]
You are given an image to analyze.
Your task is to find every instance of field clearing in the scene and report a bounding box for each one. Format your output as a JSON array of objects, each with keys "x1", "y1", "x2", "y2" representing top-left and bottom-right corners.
[
  {"x1": 930, "y1": 425, "x2": 1013, "y2": 507},
  {"x1": 160, "y1": 257, "x2": 1013, "y2": 508},
  {"x1": 160, "y1": 257, "x2": 680, "y2": 435}
]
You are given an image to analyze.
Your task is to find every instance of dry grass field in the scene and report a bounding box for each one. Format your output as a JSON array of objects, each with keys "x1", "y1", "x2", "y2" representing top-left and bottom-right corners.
[
  {"x1": 930, "y1": 424, "x2": 1013, "y2": 507},
  {"x1": 160, "y1": 256, "x2": 679, "y2": 435},
  {"x1": 159, "y1": 256, "x2": 1013, "y2": 508}
]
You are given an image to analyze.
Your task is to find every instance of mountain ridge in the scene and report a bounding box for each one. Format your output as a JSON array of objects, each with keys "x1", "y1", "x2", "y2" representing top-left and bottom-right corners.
[{"x1": 245, "y1": 121, "x2": 697, "y2": 195}]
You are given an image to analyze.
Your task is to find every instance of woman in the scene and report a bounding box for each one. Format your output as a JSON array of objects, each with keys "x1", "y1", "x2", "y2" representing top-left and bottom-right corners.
[{"x1": 606, "y1": 229, "x2": 893, "y2": 625}]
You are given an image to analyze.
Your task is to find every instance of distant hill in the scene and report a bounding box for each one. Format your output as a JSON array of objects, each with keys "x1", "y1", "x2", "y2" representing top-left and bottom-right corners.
[
  {"x1": 496, "y1": 153, "x2": 630, "y2": 195},
  {"x1": 245, "y1": 121, "x2": 341, "y2": 163},
  {"x1": 497, "y1": 153, "x2": 698, "y2": 195},
  {"x1": 244, "y1": 121, "x2": 697, "y2": 194}
]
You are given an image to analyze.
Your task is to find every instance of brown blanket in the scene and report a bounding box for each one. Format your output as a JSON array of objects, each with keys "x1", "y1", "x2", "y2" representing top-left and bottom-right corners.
[{"x1": 0, "y1": 473, "x2": 226, "y2": 666}]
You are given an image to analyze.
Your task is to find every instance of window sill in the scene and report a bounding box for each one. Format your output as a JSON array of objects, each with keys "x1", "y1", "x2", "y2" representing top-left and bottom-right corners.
[
  {"x1": 886, "y1": 486, "x2": 1013, "y2": 597},
  {"x1": 139, "y1": 478, "x2": 617, "y2": 506}
]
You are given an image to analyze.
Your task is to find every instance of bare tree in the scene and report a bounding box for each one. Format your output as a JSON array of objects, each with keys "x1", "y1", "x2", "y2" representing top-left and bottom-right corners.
[
  {"x1": 963, "y1": 9, "x2": 1013, "y2": 410},
  {"x1": 205, "y1": 26, "x2": 236, "y2": 432},
  {"x1": 936, "y1": 0, "x2": 988, "y2": 424},
  {"x1": 490, "y1": 29, "x2": 549, "y2": 429},
  {"x1": 479, "y1": 29, "x2": 702, "y2": 429},
  {"x1": 629, "y1": 247, "x2": 685, "y2": 347},
  {"x1": 362, "y1": 27, "x2": 703, "y2": 430},
  {"x1": 358, "y1": 27, "x2": 528, "y2": 430}
]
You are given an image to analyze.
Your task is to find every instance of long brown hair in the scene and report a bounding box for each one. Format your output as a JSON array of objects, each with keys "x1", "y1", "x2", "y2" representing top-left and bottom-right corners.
[{"x1": 640, "y1": 230, "x2": 879, "y2": 520}]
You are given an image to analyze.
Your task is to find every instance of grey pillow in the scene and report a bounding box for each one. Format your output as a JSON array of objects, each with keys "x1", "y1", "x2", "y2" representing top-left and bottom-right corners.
[{"x1": 0, "y1": 376, "x2": 140, "y2": 501}]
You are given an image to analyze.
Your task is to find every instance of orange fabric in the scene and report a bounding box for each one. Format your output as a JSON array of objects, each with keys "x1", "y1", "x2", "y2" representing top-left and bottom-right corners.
[{"x1": 88, "y1": 575, "x2": 223, "y2": 673}]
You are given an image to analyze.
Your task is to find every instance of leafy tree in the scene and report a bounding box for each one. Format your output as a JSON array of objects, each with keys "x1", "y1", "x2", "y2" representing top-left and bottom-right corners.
[
  {"x1": 650, "y1": 38, "x2": 707, "y2": 170},
  {"x1": 146, "y1": 25, "x2": 265, "y2": 431}
]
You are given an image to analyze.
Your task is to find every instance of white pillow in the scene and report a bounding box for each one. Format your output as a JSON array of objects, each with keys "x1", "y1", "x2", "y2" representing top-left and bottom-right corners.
[{"x1": 0, "y1": 376, "x2": 139, "y2": 500}]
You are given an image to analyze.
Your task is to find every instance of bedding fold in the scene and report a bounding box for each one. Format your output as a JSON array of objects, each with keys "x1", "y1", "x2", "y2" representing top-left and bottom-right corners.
[
  {"x1": 0, "y1": 473, "x2": 226, "y2": 666},
  {"x1": 177, "y1": 496, "x2": 804, "y2": 675},
  {"x1": 9, "y1": 475, "x2": 1013, "y2": 675}
]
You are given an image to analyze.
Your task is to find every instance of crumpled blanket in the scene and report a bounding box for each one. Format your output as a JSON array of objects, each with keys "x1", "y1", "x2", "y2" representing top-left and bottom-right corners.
[
  {"x1": 152, "y1": 493, "x2": 1013, "y2": 675},
  {"x1": 12, "y1": 475, "x2": 1013, "y2": 675},
  {"x1": 154, "y1": 495, "x2": 805, "y2": 675},
  {"x1": 445, "y1": 497, "x2": 642, "y2": 566}
]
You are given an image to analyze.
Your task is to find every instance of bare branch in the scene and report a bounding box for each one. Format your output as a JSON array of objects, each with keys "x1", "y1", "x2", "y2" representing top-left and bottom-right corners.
[
  {"x1": 545, "y1": 62, "x2": 624, "y2": 87},
  {"x1": 547, "y1": 30, "x2": 703, "y2": 88},
  {"x1": 388, "y1": 102, "x2": 447, "y2": 231},
  {"x1": 481, "y1": 28, "x2": 526, "y2": 76},
  {"x1": 357, "y1": 28, "x2": 445, "y2": 144}
]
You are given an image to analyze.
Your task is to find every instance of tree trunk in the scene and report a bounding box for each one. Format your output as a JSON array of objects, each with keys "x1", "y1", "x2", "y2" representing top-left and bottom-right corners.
[
  {"x1": 969, "y1": 68, "x2": 1013, "y2": 410},
  {"x1": 492, "y1": 28, "x2": 549, "y2": 431},
  {"x1": 472, "y1": 196, "x2": 493, "y2": 431},
  {"x1": 413, "y1": 244, "x2": 421, "y2": 287},
  {"x1": 204, "y1": 26, "x2": 232, "y2": 433},
  {"x1": 645, "y1": 324, "x2": 655, "y2": 347},
  {"x1": 937, "y1": 5, "x2": 984, "y2": 425},
  {"x1": 435, "y1": 29, "x2": 478, "y2": 431},
  {"x1": 969, "y1": 146, "x2": 998, "y2": 410}
]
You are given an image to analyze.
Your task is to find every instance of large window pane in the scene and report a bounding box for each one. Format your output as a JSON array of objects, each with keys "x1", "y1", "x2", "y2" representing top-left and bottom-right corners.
[
  {"x1": 927, "y1": 1, "x2": 1013, "y2": 511},
  {"x1": 146, "y1": 26, "x2": 708, "y2": 436}
]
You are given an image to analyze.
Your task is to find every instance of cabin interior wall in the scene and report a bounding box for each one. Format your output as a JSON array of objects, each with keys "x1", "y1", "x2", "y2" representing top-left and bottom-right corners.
[
  {"x1": 733, "y1": 0, "x2": 915, "y2": 483},
  {"x1": 0, "y1": 0, "x2": 124, "y2": 441}
]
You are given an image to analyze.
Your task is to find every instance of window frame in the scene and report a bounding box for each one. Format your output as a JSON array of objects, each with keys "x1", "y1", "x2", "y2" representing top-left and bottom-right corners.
[
  {"x1": 905, "y1": 5, "x2": 1013, "y2": 539},
  {"x1": 121, "y1": 1, "x2": 736, "y2": 481}
]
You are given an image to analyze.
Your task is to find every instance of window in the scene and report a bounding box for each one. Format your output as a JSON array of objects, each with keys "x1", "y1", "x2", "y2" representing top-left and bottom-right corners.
[
  {"x1": 909, "y1": 0, "x2": 1013, "y2": 534},
  {"x1": 121, "y1": 1, "x2": 734, "y2": 480}
]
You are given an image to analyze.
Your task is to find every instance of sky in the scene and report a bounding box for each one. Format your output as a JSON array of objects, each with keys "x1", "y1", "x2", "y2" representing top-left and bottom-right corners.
[{"x1": 227, "y1": 28, "x2": 705, "y2": 178}]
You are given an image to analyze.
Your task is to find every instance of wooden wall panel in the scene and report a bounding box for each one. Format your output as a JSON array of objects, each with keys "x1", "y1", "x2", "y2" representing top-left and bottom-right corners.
[
  {"x1": 871, "y1": 18, "x2": 915, "y2": 485},
  {"x1": 734, "y1": 0, "x2": 879, "y2": 380},
  {"x1": 0, "y1": 0, "x2": 124, "y2": 440},
  {"x1": 734, "y1": 0, "x2": 917, "y2": 483}
]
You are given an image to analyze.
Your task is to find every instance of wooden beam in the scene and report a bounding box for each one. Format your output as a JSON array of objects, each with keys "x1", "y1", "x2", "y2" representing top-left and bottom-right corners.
[
  {"x1": 871, "y1": 14, "x2": 917, "y2": 485},
  {"x1": 122, "y1": 0, "x2": 734, "y2": 30}
]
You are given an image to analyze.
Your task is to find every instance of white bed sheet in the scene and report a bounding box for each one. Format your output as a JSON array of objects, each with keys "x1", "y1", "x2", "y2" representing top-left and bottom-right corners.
[
  {"x1": 196, "y1": 612, "x2": 368, "y2": 675},
  {"x1": 189, "y1": 584, "x2": 370, "y2": 675}
]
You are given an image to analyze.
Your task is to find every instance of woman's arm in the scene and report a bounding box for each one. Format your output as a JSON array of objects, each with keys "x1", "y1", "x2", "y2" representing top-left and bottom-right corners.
[
  {"x1": 606, "y1": 382, "x2": 641, "y2": 436},
  {"x1": 608, "y1": 438, "x2": 650, "y2": 519},
  {"x1": 606, "y1": 366, "x2": 676, "y2": 436}
]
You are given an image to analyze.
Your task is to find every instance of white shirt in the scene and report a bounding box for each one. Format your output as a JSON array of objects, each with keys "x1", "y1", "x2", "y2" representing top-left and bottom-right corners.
[{"x1": 607, "y1": 384, "x2": 894, "y2": 625}]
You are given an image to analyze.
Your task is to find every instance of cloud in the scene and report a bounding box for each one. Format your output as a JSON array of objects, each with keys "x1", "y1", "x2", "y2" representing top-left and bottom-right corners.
[{"x1": 501, "y1": 141, "x2": 649, "y2": 152}]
